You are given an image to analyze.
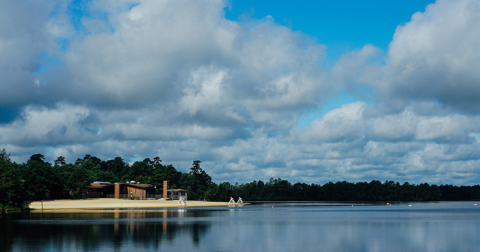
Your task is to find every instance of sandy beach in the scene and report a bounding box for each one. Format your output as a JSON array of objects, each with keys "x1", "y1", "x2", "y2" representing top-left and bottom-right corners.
[{"x1": 29, "y1": 198, "x2": 248, "y2": 210}]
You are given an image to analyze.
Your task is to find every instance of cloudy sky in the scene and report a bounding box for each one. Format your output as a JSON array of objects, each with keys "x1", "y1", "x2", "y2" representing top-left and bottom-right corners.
[{"x1": 2, "y1": 0, "x2": 480, "y2": 185}]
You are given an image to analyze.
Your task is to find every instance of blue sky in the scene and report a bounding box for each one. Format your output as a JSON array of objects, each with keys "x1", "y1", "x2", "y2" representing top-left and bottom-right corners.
[
  {"x1": 223, "y1": 0, "x2": 434, "y2": 128},
  {"x1": 225, "y1": 0, "x2": 435, "y2": 58},
  {"x1": 2, "y1": 0, "x2": 480, "y2": 185}
]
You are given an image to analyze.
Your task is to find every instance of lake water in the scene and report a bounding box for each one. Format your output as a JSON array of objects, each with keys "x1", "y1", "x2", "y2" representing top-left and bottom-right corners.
[{"x1": 1, "y1": 201, "x2": 480, "y2": 251}]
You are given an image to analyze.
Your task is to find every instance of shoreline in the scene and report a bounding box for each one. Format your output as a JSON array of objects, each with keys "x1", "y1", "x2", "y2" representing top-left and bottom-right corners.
[{"x1": 28, "y1": 198, "x2": 249, "y2": 211}]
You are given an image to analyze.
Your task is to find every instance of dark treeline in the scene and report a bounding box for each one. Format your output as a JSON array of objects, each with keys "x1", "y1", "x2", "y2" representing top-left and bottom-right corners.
[
  {"x1": 234, "y1": 178, "x2": 478, "y2": 202},
  {"x1": 217, "y1": 179, "x2": 480, "y2": 202},
  {"x1": 1, "y1": 149, "x2": 480, "y2": 211}
]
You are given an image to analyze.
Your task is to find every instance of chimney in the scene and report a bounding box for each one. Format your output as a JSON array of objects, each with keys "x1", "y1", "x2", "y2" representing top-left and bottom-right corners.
[{"x1": 163, "y1": 180, "x2": 169, "y2": 198}]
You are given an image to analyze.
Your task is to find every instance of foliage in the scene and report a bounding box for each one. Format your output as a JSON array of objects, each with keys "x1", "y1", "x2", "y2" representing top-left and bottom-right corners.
[
  {"x1": 2, "y1": 148, "x2": 480, "y2": 210},
  {"x1": 153, "y1": 164, "x2": 182, "y2": 188},
  {"x1": 179, "y1": 160, "x2": 213, "y2": 200},
  {"x1": 16, "y1": 154, "x2": 54, "y2": 201},
  {"x1": 233, "y1": 179, "x2": 452, "y2": 202},
  {"x1": 0, "y1": 149, "x2": 30, "y2": 210},
  {"x1": 63, "y1": 163, "x2": 94, "y2": 199}
]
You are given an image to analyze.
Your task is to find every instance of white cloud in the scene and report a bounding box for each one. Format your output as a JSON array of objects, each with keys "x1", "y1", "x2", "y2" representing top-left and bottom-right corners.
[
  {"x1": 302, "y1": 102, "x2": 367, "y2": 142},
  {"x1": 43, "y1": 0, "x2": 331, "y2": 132},
  {"x1": 0, "y1": 0, "x2": 55, "y2": 107},
  {"x1": 384, "y1": 0, "x2": 480, "y2": 112},
  {"x1": 2, "y1": 0, "x2": 480, "y2": 186},
  {"x1": 0, "y1": 104, "x2": 97, "y2": 147}
]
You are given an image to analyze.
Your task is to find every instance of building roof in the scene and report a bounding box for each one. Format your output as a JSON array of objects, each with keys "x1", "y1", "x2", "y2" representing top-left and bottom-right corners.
[
  {"x1": 115, "y1": 183, "x2": 155, "y2": 189},
  {"x1": 87, "y1": 183, "x2": 114, "y2": 189},
  {"x1": 89, "y1": 182, "x2": 186, "y2": 191},
  {"x1": 93, "y1": 181, "x2": 112, "y2": 185},
  {"x1": 167, "y1": 189, "x2": 188, "y2": 192}
]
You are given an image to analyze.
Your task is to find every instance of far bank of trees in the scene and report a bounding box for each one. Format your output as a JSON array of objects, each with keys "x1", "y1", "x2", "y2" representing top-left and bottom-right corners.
[
  {"x1": 1, "y1": 149, "x2": 480, "y2": 211},
  {"x1": 208, "y1": 179, "x2": 480, "y2": 202}
]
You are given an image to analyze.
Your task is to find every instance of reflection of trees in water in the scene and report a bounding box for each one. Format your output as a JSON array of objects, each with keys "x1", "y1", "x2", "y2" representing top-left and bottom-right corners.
[
  {"x1": 0, "y1": 214, "x2": 16, "y2": 252},
  {"x1": 0, "y1": 210, "x2": 212, "y2": 251}
]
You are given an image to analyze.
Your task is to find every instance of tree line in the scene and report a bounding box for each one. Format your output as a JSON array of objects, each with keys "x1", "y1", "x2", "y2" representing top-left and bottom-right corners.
[
  {"x1": 209, "y1": 178, "x2": 480, "y2": 202},
  {"x1": 0, "y1": 149, "x2": 215, "y2": 210},
  {"x1": 1, "y1": 149, "x2": 480, "y2": 211}
]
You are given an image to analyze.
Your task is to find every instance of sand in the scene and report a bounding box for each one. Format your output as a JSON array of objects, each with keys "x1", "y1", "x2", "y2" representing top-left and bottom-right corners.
[{"x1": 29, "y1": 198, "x2": 248, "y2": 211}]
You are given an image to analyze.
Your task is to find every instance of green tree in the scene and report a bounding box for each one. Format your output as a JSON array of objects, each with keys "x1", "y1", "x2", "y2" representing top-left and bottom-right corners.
[
  {"x1": 214, "y1": 182, "x2": 236, "y2": 201},
  {"x1": 203, "y1": 183, "x2": 219, "y2": 201},
  {"x1": 153, "y1": 157, "x2": 162, "y2": 165},
  {"x1": 63, "y1": 163, "x2": 93, "y2": 198},
  {"x1": 181, "y1": 160, "x2": 213, "y2": 200},
  {"x1": 17, "y1": 154, "x2": 55, "y2": 209},
  {"x1": 94, "y1": 170, "x2": 118, "y2": 183},
  {"x1": 0, "y1": 149, "x2": 30, "y2": 210},
  {"x1": 153, "y1": 164, "x2": 182, "y2": 187},
  {"x1": 54, "y1": 156, "x2": 66, "y2": 166},
  {"x1": 100, "y1": 157, "x2": 129, "y2": 180},
  {"x1": 129, "y1": 159, "x2": 154, "y2": 181},
  {"x1": 179, "y1": 173, "x2": 197, "y2": 198}
]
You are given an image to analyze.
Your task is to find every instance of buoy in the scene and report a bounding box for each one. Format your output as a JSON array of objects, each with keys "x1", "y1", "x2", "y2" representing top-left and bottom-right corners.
[
  {"x1": 408, "y1": 205, "x2": 412, "y2": 207},
  {"x1": 474, "y1": 204, "x2": 477, "y2": 206}
]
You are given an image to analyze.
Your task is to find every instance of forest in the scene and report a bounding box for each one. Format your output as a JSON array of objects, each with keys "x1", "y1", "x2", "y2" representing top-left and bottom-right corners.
[{"x1": 1, "y1": 148, "x2": 480, "y2": 211}]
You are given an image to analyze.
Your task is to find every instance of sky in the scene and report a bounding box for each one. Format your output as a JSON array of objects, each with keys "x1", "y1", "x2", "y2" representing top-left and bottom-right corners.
[{"x1": 1, "y1": 0, "x2": 480, "y2": 185}]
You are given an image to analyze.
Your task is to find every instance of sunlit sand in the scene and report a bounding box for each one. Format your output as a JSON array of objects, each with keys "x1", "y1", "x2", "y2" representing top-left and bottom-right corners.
[{"x1": 29, "y1": 198, "x2": 249, "y2": 210}]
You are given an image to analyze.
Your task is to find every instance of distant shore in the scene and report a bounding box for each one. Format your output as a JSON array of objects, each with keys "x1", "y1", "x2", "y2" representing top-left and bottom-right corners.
[{"x1": 29, "y1": 198, "x2": 248, "y2": 210}]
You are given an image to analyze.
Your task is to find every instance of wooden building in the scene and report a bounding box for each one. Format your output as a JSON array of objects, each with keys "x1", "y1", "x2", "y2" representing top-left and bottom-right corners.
[
  {"x1": 87, "y1": 180, "x2": 187, "y2": 200},
  {"x1": 114, "y1": 182, "x2": 156, "y2": 199},
  {"x1": 163, "y1": 180, "x2": 188, "y2": 200},
  {"x1": 167, "y1": 189, "x2": 188, "y2": 200},
  {"x1": 87, "y1": 182, "x2": 115, "y2": 198}
]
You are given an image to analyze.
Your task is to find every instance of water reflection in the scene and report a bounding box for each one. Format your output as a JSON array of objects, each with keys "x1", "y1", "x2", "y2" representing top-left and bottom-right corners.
[
  {"x1": 1, "y1": 209, "x2": 212, "y2": 252},
  {"x1": 2, "y1": 202, "x2": 480, "y2": 252}
]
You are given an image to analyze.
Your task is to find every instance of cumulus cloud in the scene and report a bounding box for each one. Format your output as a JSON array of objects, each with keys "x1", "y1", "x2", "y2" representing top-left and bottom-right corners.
[
  {"x1": 44, "y1": 0, "x2": 329, "y2": 130},
  {"x1": 383, "y1": 0, "x2": 480, "y2": 112},
  {"x1": 2, "y1": 0, "x2": 480, "y2": 185},
  {"x1": 2, "y1": 0, "x2": 332, "y2": 158},
  {"x1": 302, "y1": 101, "x2": 480, "y2": 144},
  {"x1": 282, "y1": 101, "x2": 480, "y2": 184},
  {"x1": 0, "y1": 0, "x2": 54, "y2": 109},
  {"x1": 301, "y1": 102, "x2": 367, "y2": 142},
  {"x1": 0, "y1": 104, "x2": 98, "y2": 147}
]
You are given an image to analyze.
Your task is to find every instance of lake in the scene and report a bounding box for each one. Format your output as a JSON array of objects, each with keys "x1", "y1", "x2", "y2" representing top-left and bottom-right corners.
[{"x1": 1, "y1": 201, "x2": 479, "y2": 251}]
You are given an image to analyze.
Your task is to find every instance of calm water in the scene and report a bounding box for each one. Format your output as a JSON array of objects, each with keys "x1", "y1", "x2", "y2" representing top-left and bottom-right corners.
[{"x1": 1, "y1": 201, "x2": 480, "y2": 252}]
